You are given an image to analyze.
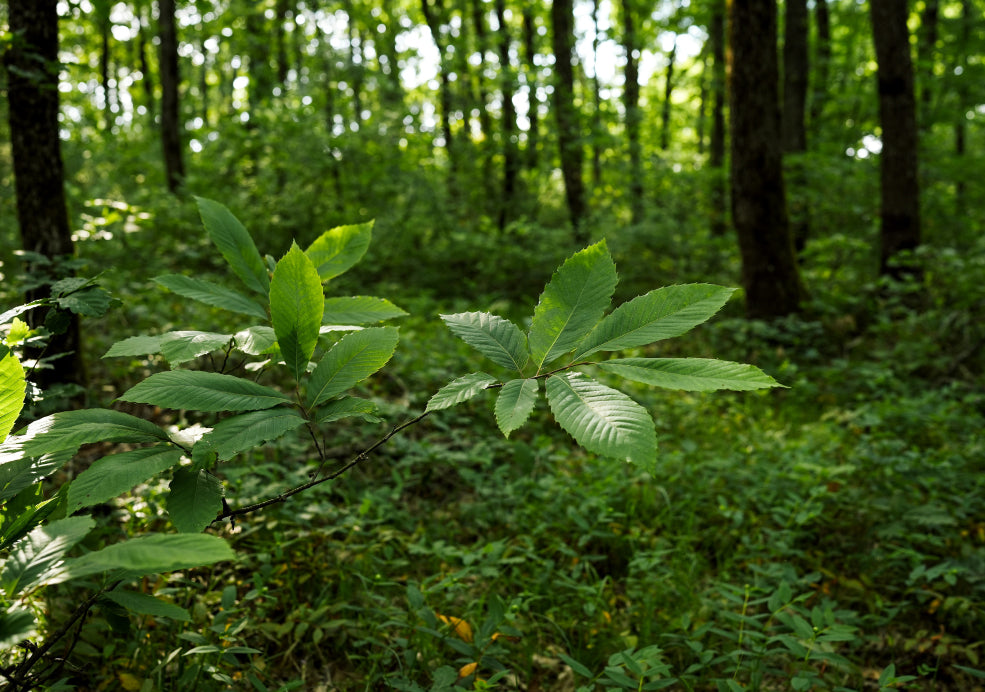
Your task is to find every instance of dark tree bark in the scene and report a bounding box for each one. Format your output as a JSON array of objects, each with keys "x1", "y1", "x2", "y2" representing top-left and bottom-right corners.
[
  {"x1": 808, "y1": 0, "x2": 830, "y2": 127},
  {"x1": 782, "y1": 0, "x2": 809, "y2": 252},
  {"x1": 954, "y1": 0, "x2": 971, "y2": 214},
  {"x1": 729, "y1": 0, "x2": 805, "y2": 318},
  {"x1": 551, "y1": 0, "x2": 587, "y2": 240},
  {"x1": 708, "y1": 0, "x2": 727, "y2": 237},
  {"x1": 622, "y1": 0, "x2": 644, "y2": 223},
  {"x1": 470, "y1": 0, "x2": 493, "y2": 142},
  {"x1": 495, "y1": 0, "x2": 519, "y2": 230},
  {"x1": 521, "y1": 5, "x2": 541, "y2": 169},
  {"x1": 5, "y1": 0, "x2": 85, "y2": 389},
  {"x1": 136, "y1": 0, "x2": 155, "y2": 117},
  {"x1": 421, "y1": 0, "x2": 457, "y2": 171},
  {"x1": 158, "y1": 0, "x2": 185, "y2": 193},
  {"x1": 917, "y1": 0, "x2": 939, "y2": 128},
  {"x1": 870, "y1": 0, "x2": 921, "y2": 278},
  {"x1": 275, "y1": 0, "x2": 291, "y2": 86},
  {"x1": 96, "y1": 0, "x2": 113, "y2": 131},
  {"x1": 659, "y1": 36, "x2": 677, "y2": 151},
  {"x1": 589, "y1": 0, "x2": 603, "y2": 185}
]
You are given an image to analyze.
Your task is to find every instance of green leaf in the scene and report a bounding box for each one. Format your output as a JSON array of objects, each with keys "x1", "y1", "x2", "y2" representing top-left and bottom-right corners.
[
  {"x1": 545, "y1": 372, "x2": 656, "y2": 466},
  {"x1": 0, "y1": 608, "x2": 36, "y2": 651},
  {"x1": 494, "y1": 379, "x2": 539, "y2": 438},
  {"x1": 68, "y1": 446, "x2": 183, "y2": 513},
  {"x1": 168, "y1": 468, "x2": 224, "y2": 533},
  {"x1": 316, "y1": 396, "x2": 382, "y2": 424},
  {"x1": 598, "y1": 358, "x2": 785, "y2": 391},
  {"x1": 0, "y1": 488, "x2": 61, "y2": 551},
  {"x1": 322, "y1": 296, "x2": 407, "y2": 324},
  {"x1": 119, "y1": 371, "x2": 291, "y2": 412},
  {"x1": 0, "y1": 410, "x2": 170, "y2": 458},
  {"x1": 104, "y1": 590, "x2": 191, "y2": 622},
  {"x1": 426, "y1": 373, "x2": 498, "y2": 412},
  {"x1": 573, "y1": 284, "x2": 736, "y2": 359},
  {"x1": 0, "y1": 301, "x2": 44, "y2": 327},
  {"x1": 197, "y1": 408, "x2": 305, "y2": 461},
  {"x1": 0, "y1": 347, "x2": 26, "y2": 443},
  {"x1": 103, "y1": 334, "x2": 165, "y2": 359},
  {"x1": 57, "y1": 533, "x2": 234, "y2": 581},
  {"x1": 0, "y1": 451, "x2": 71, "y2": 503},
  {"x1": 528, "y1": 241, "x2": 617, "y2": 370},
  {"x1": 196, "y1": 197, "x2": 269, "y2": 295},
  {"x1": 160, "y1": 331, "x2": 233, "y2": 366},
  {"x1": 55, "y1": 286, "x2": 118, "y2": 317},
  {"x1": 233, "y1": 326, "x2": 277, "y2": 355},
  {"x1": 154, "y1": 274, "x2": 267, "y2": 320},
  {"x1": 305, "y1": 221, "x2": 373, "y2": 281},
  {"x1": 441, "y1": 312, "x2": 528, "y2": 372},
  {"x1": 270, "y1": 242, "x2": 325, "y2": 381},
  {"x1": 305, "y1": 327, "x2": 399, "y2": 408},
  {"x1": 0, "y1": 516, "x2": 95, "y2": 598}
]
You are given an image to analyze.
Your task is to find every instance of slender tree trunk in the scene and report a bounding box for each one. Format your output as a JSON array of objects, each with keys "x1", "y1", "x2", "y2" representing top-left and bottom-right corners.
[
  {"x1": 782, "y1": 0, "x2": 809, "y2": 252},
  {"x1": 696, "y1": 48, "x2": 708, "y2": 155},
  {"x1": 421, "y1": 0, "x2": 456, "y2": 172},
  {"x1": 496, "y1": 0, "x2": 519, "y2": 230},
  {"x1": 137, "y1": 0, "x2": 155, "y2": 117},
  {"x1": 275, "y1": 0, "x2": 290, "y2": 86},
  {"x1": 917, "y1": 0, "x2": 939, "y2": 129},
  {"x1": 158, "y1": 0, "x2": 185, "y2": 192},
  {"x1": 622, "y1": 0, "x2": 644, "y2": 224},
  {"x1": 808, "y1": 0, "x2": 830, "y2": 127},
  {"x1": 729, "y1": 0, "x2": 804, "y2": 318},
  {"x1": 470, "y1": 0, "x2": 493, "y2": 142},
  {"x1": 709, "y1": 0, "x2": 727, "y2": 237},
  {"x1": 870, "y1": 0, "x2": 921, "y2": 278},
  {"x1": 5, "y1": 0, "x2": 85, "y2": 390},
  {"x1": 954, "y1": 0, "x2": 971, "y2": 214},
  {"x1": 521, "y1": 6, "x2": 541, "y2": 169},
  {"x1": 660, "y1": 36, "x2": 677, "y2": 151},
  {"x1": 97, "y1": 0, "x2": 113, "y2": 132},
  {"x1": 551, "y1": 0, "x2": 587, "y2": 240},
  {"x1": 590, "y1": 0, "x2": 602, "y2": 185}
]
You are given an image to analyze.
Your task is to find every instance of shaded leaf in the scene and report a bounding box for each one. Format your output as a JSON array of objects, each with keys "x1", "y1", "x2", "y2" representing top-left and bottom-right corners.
[
  {"x1": 196, "y1": 198, "x2": 269, "y2": 295},
  {"x1": 494, "y1": 379, "x2": 539, "y2": 438},
  {"x1": 0, "y1": 516, "x2": 95, "y2": 598},
  {"x1": 154, "y1": 274, "x2": 267, "y2": 320},
  {"x1": 119, "y1": 371, "x2": 291, "y2": 412},
  {"x1": 426, "y1": 373, "x2": 498, "y2": 412},
  {"x1": 160, "y1": 332, "x2": 233, "y2": 366},
  {"x1": 574, "y1": 284, "x2": 736, "y2": 359},
  {"x1": 56, "y1": 533, "x2": 234, "y2": 581},
  {"x1": 68, "y1": 446, "x2": 183, "y2": 513},
  {"x1": 0, "y1": 608, "x2": 36, "y2": 651},
  {"x1": 0, "y1": 410, "x2": 170, "y2": 459},
  {"x1": 322, "y1": 295, "x2": 407, "y2": 324},
  {"x1": 316, "y1": 396, "x2": 382, "y2": 424},
  {"x1": 104, "y1": 590, "x2": 191, "y2": 622},
  {"x1": 168, "y1": 468, "x2": 224, "y2": 533},
  {"x1": 103, "y1": 334, "x2": 165, "y2": 359},
  {"x1": 528, "y1": 241, "x2": 617, "y2": 370},
  {"x1": 197, "y1": 408, "x2": 305, "y2": 461},
  {"x1": 270, "y1": 242, "x2": 324, "y2": 381},
  {"x1": 599, "y1": 358, "x2": 784, "y2": 391},
  {"x1": 441, "y1": 312, "x2": 528, "y2": 372},
  {"x1": 545, "y1": 372, "x2": 655, "y2": 466}
]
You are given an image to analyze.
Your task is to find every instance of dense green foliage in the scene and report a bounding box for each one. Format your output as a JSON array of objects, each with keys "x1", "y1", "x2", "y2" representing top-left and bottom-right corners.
[{"x1": 2, "y1": 0, "x2": 985, "y2": 690}]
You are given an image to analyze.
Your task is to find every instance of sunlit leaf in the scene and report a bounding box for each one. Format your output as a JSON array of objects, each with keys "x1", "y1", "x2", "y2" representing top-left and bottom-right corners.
[
  {"x1": 494, "y1": 379, "x2": 539, "y2": 438},
  {"x1": 0, "y1": 346, "x2": 26, "y2": 443},
  {"x1": 197, "y1": 408, "x2": 305, "y2": 461},
  {"x1": 323, "y1": 296, "x2": 407, "y2": 324},
  {"x1": 196, "y1": 197, "x2": 269, "y2": 295},
  {"x1": 270, "y1": 242, "x2": 324, "y2": 381},
  {"x1": 119, "y1": 371, "x2": 291, "y2": 412},
  {"x1": 305, "y1": 327, "x2": 399, "y2": 408},
  {"x1": 426, "y1": 373, "x2": 498, "y2": 412},
  {"x1": 599, "y1": 358, "x2": 784, "y2": 391},
  {"x1": 154, "y1": 274, "x2": 267, "y2": 319},
  {"x1": 441, "y1": 312, "x2": 528, "y2": 372},
  {"x1": 305, "y1": 221, "x2": 373, "y2": 281}
]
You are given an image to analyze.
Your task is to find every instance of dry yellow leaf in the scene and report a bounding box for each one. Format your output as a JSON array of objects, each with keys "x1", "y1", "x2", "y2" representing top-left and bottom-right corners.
[
  {"x1": 118, "y1": 672, "x2": 143, "y2": 691},
  {"x1": 457, "y1": 661, "x2": 479, "y2": 679},
  {"x1": 436, "y1": 614, "x2": 474, "y2": 643}
]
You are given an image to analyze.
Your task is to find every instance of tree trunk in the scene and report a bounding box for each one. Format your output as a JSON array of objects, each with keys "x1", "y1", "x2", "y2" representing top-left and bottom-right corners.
[
  {"x1": 5, "y1": 0, "x2": 86, "y2": 390},
  {"x1": 496, "y1": 0, "x2": 519, "y2": 231},
  {"x1": 551, "y1": 0, "x2": 587, "y2": 241},
  {"x1": 622, "y1": 0, "x2": 643, "y2": 224},
  {"x1": 808, "y1": 0, "x2": 830, "y2": 127},
  {"x1": 470, "y1": 0, "x2": 493, "y2": 142},
  {"x1": 158, "y1": 0, "x2": 185, "y2": 193},
  {"x1": 421, "y1": 0, "x2": 457, "y2": 172},
  {"x1": 660, "y1": 36, "x2": 677, "y2": 151},
  {"x1": 870, "y1": 0, "x2": 921, "y2": 278},
  {"x1": 521, "y1": 5, "x2": 541, "y2": 169},
  {"x1": 590, "y1": 0, "x2": 602, "y2": 185},
  {"x1": 782, "y1": 0, "x2": 809, "y2": 252},
  {"x1": 729, "y1": 0, "x2": 805, "y2": 318},
  {"x1": 917, "y1": 0, "x2": 939, "y2": 129},
  {"x1": 708, "y1": 0, "x2": 727, "y2": 237},
  {"x1": 954, "y1": 0, "x2": 971, "y2": 214}
]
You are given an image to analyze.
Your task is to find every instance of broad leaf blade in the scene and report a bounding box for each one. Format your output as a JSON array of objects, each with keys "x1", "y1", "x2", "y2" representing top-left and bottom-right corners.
[
  {"x1": 0, "y1": 608, "x2": 36, "y2": 651},
  {"x1": 119, "y1": 371, "x2": 291, "y2": 412},
  {"x1": 441, "y1": 312, "x2": 529, "y2": 372},
  {"x1": 57, "y1": 533, "x2": 234, "y2": 581},
  {"x1": 196, "y1": 198, "x2": 269, "y2": 295},
  {"x1": 574, "y1": 284, "x2": 736, "y2": 359},
  {"x1": 197, "y1": 408, "x2": 305, "y2": 461},
  {"x1": 270, "y1": 242, "x2": 325, "y2": 381},
  {"x1": 168, "y1": 468, "x2": 224, "y2": 533},
  {"x1": 528, "y1": 241, "x2": 617, "y2": 370},
  {"x1": 425, "y1": 373, "x2": 498, "y2": 413},
  {"x1": 545, "y1": 372, "x2": 656, "y2": 466},
  {"x1": 305, "y1": 221, "x2": 373, "y2": 281},
  {"x1": 599, "y1": 358, "x2": 785, "y2": 391},
  {"x1": 154, "y1": 274, "x2": 267, "y2": 320},
  {"x1": 233, "y1": 326, "x2": 277, "y2": 355},
  {"x1": 103, "y1": 334, "x2": 166, "y2": 359},
  {"x1": 305, "y1": 327, "x2": 399, "y2": 408},
  {"x1": 0, "y1": 410, "x2": 170, "y2": 458},
  {"x1": 0, "y1": 451, "x2": 71, "y2": 503},
  {"x1": 104, "y1": 590, "x2": 192, "y2": 622},
  {"x1": 0, "y1": 347, "x2": 26, "y2": 443},
  {"x1": 316, "y1": 396, "x2": 382, "y2": 424},
  {"x1": 160, "y1": 331, "x2": 233, "y2": 366},
  {"x1": 494, "y1": 379, "x2": 539, "y2": 438},
  {"x1": 323, "y1": 296, "x2": 407, "y2": 324},
  {"x1": 0, "y1": 516, "x2": 95, "y2": 598},
  {"x1": 68, "y1": 446, "x2": 183, "y2": 513}
]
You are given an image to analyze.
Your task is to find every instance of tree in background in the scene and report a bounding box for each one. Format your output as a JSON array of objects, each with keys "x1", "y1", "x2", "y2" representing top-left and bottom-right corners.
[
  {"x1": 4, "y1": 0, "x2": 85, "y2": 390},
  {"x1": 870, "y1": 0, "x2": 920, "y2": 278},
  {"x1": 728, "y1": 0, "x2": 804, "y2": 319},
  {"x1": 708, "y1": 0, "x2": 727, "y2": 237},
  {"x1": 782, "y1": 0, "x2": 809, "y2": 253},
  {"x1": 622, "y1": 0, "x2": 644, "y2": 224},
  {"x1": 158, "y1": 0, "x2": 184, "y2": 193}
]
